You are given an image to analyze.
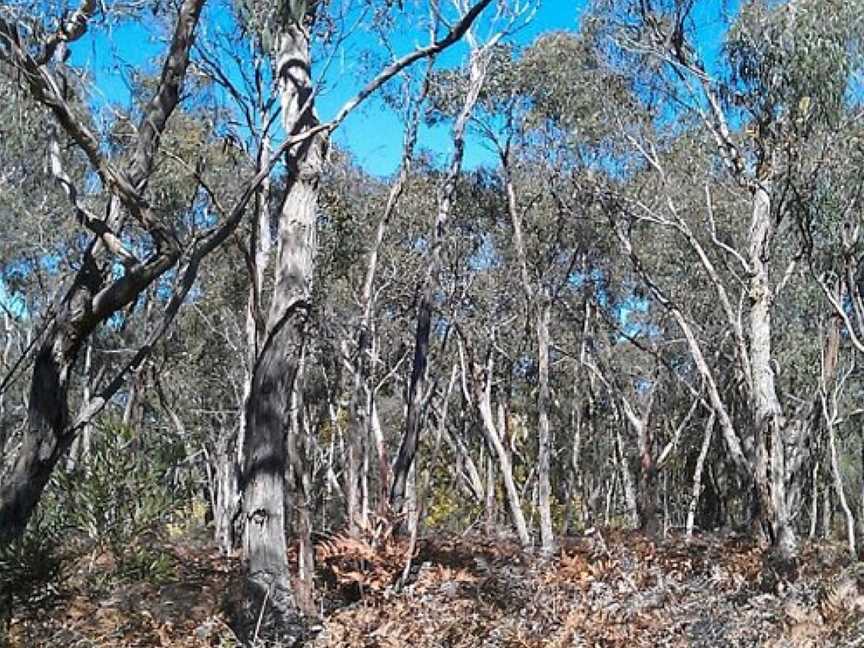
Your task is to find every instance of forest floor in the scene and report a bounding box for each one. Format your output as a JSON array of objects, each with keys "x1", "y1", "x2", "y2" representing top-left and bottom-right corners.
[{"x1": 4, "y1": 524, "x2": 864, "y2": 647}]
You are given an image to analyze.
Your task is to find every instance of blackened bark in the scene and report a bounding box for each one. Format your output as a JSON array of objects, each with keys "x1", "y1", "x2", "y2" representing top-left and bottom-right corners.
[
  {"x1": 390, "y1": 290, "x2": 432, "y2": 513},
  {"x1": 347, "y1": 71, "x2": 428, "y2": 528},
  {"x1": 0, "y1": 0, "x2": 204, "y2": 546},
  {"x1": 390, "y1": 42, "x2": 491, "y2": 515},
  {"x1": 242, "y1": 320, "x2": 305, "y2": 640},
  {"x1": 0, "y1": 331, "x2": 77, "y2": 544}
]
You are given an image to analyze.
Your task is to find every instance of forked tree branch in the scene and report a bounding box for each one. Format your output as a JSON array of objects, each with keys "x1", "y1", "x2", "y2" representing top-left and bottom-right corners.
[{"x1": 71, "y1": 0, "x2": 497, "y2": 430}]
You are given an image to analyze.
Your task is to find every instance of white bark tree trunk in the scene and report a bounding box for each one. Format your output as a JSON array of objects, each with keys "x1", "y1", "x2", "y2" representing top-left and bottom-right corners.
[
  {"x1": 536, "y1": 300, "x2": 555, "y2": 550},
  {"x1": 501, "y1": 148, "x2": 555, "y2": 550},
  {"x1": 823, "y1": 394, "x2": 856, "y2": 557},
  {"x1": 748, "y1": 183, "x2": 795, "y2": 558},
  {"x1": 241, "y1": 20, "x2": 325, "y2": 639},
  {"x1": 614, "y1": 424, "x2": 639, "y2": 529},
  {"x1": 686, "y1": 411, "x2": 715, "y2": 537},
  {"x1": 461, "y1": 342, "x2": 530, "y2": 546}
]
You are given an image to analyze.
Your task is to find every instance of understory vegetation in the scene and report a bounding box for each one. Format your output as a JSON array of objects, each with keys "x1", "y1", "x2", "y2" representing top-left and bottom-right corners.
[{"x1": 3, "y1": 0, "x2": 864, "y2": 645}]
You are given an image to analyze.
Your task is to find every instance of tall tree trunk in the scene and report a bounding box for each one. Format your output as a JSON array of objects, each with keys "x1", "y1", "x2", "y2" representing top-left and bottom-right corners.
[
  {"x1": 218, "y1": 124, "x2": 273, "y2": 554},
  {"x1": 347, "y1": 68, "x2": 430, "y2": 530},
  {"x1": 391, "y1": 284, "x2": 432, "y2": 515},
  {"x1": 818, "y1": 304, "x2": 855, "y2": 555},
  {"x1": 390, "y1": 44, "x2": 490, "y2": 514},
  {"x1": 477, "y1": 386, "x2": 530, "y2": 546},
  {"x1": 484, "y1": 452, "x2": 497, "y2": 534},
  {"x1": 214, "y1": 421, "x2": 241, "y2": 555},
  {"x1": 501, "y1": 144, "x2": 557, "y2": 549},
  {"x1": 638, "y1": 436, "x2": 659, "y2": 537},
  {"x1": 369, "y1": 396, "x2": 387, "y2": 514},
  {"x1": 241, "y1": 19, "x2": 325, "y2": 639},
  {"x1": 501, "y1": 146, "x2": 554, "y2": 548},
  {"x1": 536, "y1": 300, "x2": 555, "y2": 550},
  {"x1": 858, "y1": 433, "x2": 864, "y2": 556},
  {"x1": 0, "y1": 315, "x2": 82, "y2": 543},
  {"x1": 809, "y1": 459, "x2": 820, "y2": 539},
  {"x1": 823, "y1": 393, "x2": 856, "y2": 557},
  {"x1": 748, "y1": 182, "x2": 795, "y2": 558}
]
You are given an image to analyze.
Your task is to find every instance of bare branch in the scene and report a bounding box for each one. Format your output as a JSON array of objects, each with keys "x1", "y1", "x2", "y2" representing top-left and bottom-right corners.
[
  {"x1": 48, "y1": 132, "x2": 140, "y2": 267},
  {"x1": 129, "y1": 0, "x2": 206, "y2": 188},
  {"x1": 36, "y1": 0, "x2": 99, "y2": 64},
  {"x1": 327, "y1": 0, "x2": 495, "y2": 133}
]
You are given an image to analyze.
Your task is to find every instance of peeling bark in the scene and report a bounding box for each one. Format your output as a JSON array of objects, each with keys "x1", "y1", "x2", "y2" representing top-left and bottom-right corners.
[{"x1": 240, "y1": 19, "x2": 324, "y2": 639}]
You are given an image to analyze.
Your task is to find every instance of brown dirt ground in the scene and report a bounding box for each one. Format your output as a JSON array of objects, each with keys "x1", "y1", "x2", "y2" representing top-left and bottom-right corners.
[{"x1": 6, "y1": 528, "x2": 864, "y2": 647}]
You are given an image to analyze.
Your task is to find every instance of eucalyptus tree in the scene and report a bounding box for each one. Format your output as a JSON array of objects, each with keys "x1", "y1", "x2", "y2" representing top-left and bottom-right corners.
[
  {"x1": 0, "y1": 0, "x2": 211, "y2": 543},
  {"x1": 445, "y1": 30, "x2": 635, "y2": 545},
  {"x1": 798, "y1": 102, "x2": 864, "y2": 553},
  {"x1": 592, "y1": 0, "x2": 864, "y2": 559},
  {"x1": 342, "y1": 68, "x2": 433, "y2": 532},
  {"x1": 191, "y1": 10, "x2": 285, "y2": 554},
  {"x1": 227, "y1": 0, "x2": 499, "y2": 637},
  {"x1": 0, "y1": 68, "x2": 78, "y2": 467},
  {"x1": 389, "y1": 17, "x2": 506, "y2": 518}
]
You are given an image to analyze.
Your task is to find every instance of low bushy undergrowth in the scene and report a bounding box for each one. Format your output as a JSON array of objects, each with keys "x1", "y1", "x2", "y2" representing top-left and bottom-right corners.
[
  {"x1": 0, "y1": 514, "x2": 64, "y2": 640},
  {"x1": 41, "y1": 421, "x2": 194, "y2": 584}
]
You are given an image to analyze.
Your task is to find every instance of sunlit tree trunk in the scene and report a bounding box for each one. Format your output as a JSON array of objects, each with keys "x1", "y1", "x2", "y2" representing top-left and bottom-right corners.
[
  {"x1": 747, "y1": 183, "x2": 795, "y2": 558},
  {"x1": 241, "y1": 18, "x2": 325, "y2": 637},
  {"x1": 823, "y1": 394, "x2": 856, "y2": 556},
  {"x1": 501, "y1": 146, "x2": 555, "y2": 550},
  {"x1": 346, "y1": 68, "x2": 429, "y2": 530},
  {"x1": 217, "y1": 118, "x2": 273, "y2": 554},
  {"x1": 536, "y1": 299, "x2": 555, "y2": 550},
  {"x1": 686, "y1": 411, "x2": 715, "y2": 537},
  {"x1": 614, "y1": 424, "x2": 639, "y2": 529},
  {"x1": 460, "y1": 340, "x2": 530, "y2": 546}
]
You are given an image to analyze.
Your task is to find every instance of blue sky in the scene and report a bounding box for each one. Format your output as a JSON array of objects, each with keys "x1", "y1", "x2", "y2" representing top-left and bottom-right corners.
[
  {"x1": 318, "y1": 0, "x2": 736, "y2": 175},
  {"x1": 65, "y1": 0, "x2": 742, "y2": 176},
  {"x1": 318, "y1": 0, "x2": 588, "y2": 175},
  {"x1": 4, "y1": 0, "x2": 743, "y2": 313},
  {"x1": 67, "y1": 0, "x2": 589, "y2": 177}
]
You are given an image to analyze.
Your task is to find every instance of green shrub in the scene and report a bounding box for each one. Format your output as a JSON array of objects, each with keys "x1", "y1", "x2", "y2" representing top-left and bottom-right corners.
[
  {"x1": 42, "y1": 420, "x2": 191, "y2": 583},
  {"x1": 0, "y1": 513, "x2": 64, "y2": 635}
]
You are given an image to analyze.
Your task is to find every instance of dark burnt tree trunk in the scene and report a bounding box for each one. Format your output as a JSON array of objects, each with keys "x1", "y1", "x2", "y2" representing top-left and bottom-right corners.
[
  {"x1": 390, "y1": 39, "x2": 493, "y2": 516},
  {"x1": 0, "y1": 0, "x2": 204, "y2": 545}
]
